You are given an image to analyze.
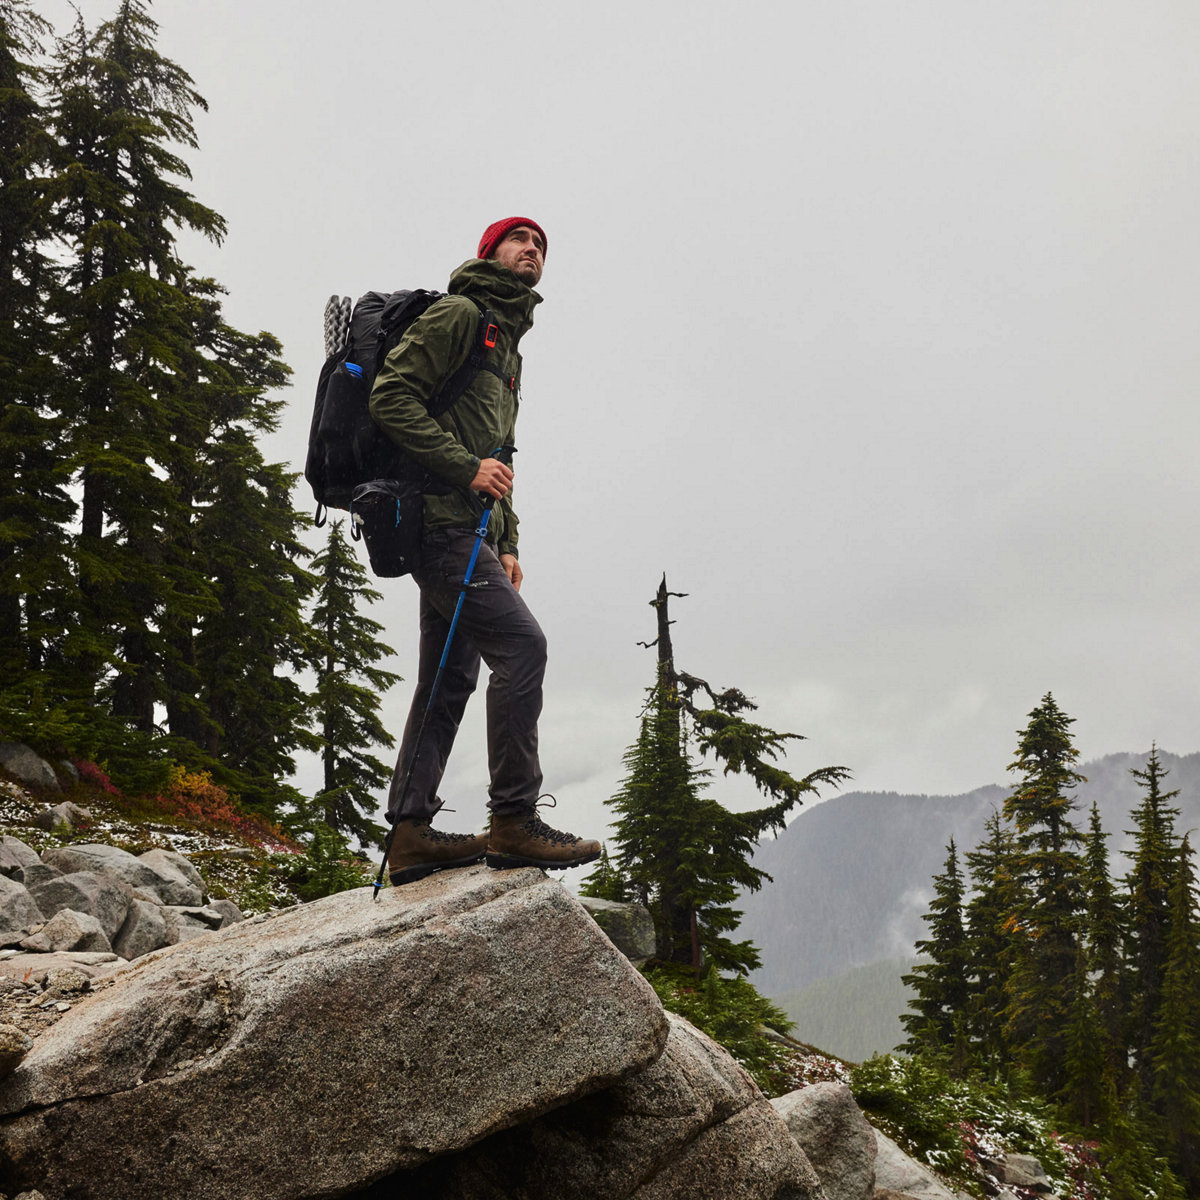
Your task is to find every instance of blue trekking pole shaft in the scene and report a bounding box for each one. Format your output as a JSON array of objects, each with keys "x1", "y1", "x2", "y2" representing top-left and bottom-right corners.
[{"x1": 373, "y1": 446, "x2": 516, "y2": 898}]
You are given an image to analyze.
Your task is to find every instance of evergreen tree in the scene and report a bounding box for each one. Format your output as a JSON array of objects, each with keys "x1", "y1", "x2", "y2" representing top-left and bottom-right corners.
[
  {"x1": 308, "y1": 520, "x2": 399, "y2": 844},
  {"x1": 0, "y1": 2, "x2": 76, "y2": 694},
  {"x1": 1147, "y1": 836, "x2": 1200, "y2": 1192},
  {"x1": 44, "y1": 0, "x2": 226, "y2": 712},
  {"x1": 1082, "y1": 800, "x2": 1127, "y2": 1099},
  {"x1": 1062, "y1": 941, "x2": 1107, "y2": 1127},
  {"x1": 900, "y1": 838, "x2": 970, "y2": 1068},
  {"x1": 1001, "y1": 692, "x2": 1087, "y2": 1096},
  {"x1": 963, "y1": 808, "x2": 1021, "y2": 1071},
  {"x1": 1123, "y1": 744, "x2": 1181, "y2": 1098},
  {"x1": 586, "y1": 577, "x2": 848, "y2": 976}
]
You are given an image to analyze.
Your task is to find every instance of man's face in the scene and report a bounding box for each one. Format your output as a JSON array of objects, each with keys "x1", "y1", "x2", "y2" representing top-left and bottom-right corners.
[{"x1": 491, "y1": 226, "x2": 545, "y2": 287}]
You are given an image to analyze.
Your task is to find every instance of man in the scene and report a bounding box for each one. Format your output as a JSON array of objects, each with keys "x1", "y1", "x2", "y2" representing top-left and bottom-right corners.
[{"x1": 369, "y1": 217, "x2": 600, "y2": 885}]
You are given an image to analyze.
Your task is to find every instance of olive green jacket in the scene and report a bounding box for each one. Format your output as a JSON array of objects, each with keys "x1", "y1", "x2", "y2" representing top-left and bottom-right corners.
[{"x1": 368, "y1": 258, "x2": 541, "y2": 557}]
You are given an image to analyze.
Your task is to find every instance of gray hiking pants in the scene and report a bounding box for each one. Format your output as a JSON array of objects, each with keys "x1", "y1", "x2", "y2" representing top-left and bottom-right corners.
[{"x1": 386, "y1": 529, "x2": 546, "y2": 823}]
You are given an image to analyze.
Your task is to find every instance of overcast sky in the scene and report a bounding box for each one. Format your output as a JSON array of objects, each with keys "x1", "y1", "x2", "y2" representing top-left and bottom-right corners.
[{"x1": 40, "y1": 0, "x2": 1200, "y2": 846}]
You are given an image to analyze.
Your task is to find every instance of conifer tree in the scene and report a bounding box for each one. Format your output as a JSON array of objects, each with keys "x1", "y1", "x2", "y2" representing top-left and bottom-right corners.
[
  {"x1": 1082, "y1": 801, "x2": 1127, "y2": 1098},
  {"x1": 1147, "y1": 835, "x2": 1200, "y2": 1192},
  {"x1": 308, "y1": 521, "x2": 399, "y2": 844},
  {"x1": 963, "y1": 809, "x2": 1021, "y2": 1070},
  {"x1": 1062, "y1": 942, "x2": 1108, "y2": 1127},
  {"x1": 1123, "y1": 745, "x2": 1181, "y2": 1098},
  {"x1": 900, "y1": 839, "x2": 970, "y2": 1067},
  {"x1": 585, "y1": 577, "x2": 848, "y2": 976},
  {"x1": 44, "y1": 0, "x2": 226, "y2": 712},
  {"x1": 0, "y1": 2, "x2": 76, "y2": 694},
  {"x1": 1001, "y1": 692, "x2": 1087, "y2": 1095}
]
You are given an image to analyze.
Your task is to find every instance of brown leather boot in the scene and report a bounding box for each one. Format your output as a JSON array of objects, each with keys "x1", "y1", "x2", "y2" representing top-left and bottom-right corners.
[
  {"x1": 486, "y1": 801, "x2": 601, "y2": 871},
  {"x1": 386, "y1": 820, "x2": 489, "y2": 886}
]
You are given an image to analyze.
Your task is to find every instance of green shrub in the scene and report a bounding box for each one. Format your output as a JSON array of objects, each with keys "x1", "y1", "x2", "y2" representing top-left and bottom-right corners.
[{"x1": 642, "y1": 963, "x2": 794, "y2": 1093}]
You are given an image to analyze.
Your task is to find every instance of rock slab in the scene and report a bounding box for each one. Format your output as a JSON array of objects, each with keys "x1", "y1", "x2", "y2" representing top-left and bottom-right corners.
[
  {"x1": 772, "y1": 1081, "x2": 876, "y2": 1200},
  {"x1": 376, "y1": 1012, "x2": 825, "y2": 1200},
  {"x1": 871, "y1": 1126, "x2": 959, "y2": 1200},
  {"x1": 0, "y1": 866, "x2": 670, "y2": 1200}
]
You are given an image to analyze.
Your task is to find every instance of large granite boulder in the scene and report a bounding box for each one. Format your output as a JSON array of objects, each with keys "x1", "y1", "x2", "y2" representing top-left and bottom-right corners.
[
  {"x1": 26, "y1": 871, "x2": 130, "y2": 941},
  {"x1": 0, "y1": 743, "x2": 58, "y2": 791},
  {"x1": 377, "y1": 1012, "x2": 826, "y2": 1200},
  {"x1": 0, "y1": 877, "x2": 43, "y2": 944},
  {"x1": 0, "y1": 866, "x2": 670, "y2": 1200},
  {"x1": 0, "y1": 838, "x2": 41, "y2": 881},
  {"x1": 578, "y1": 895, "x2": 656, "y2": 965},
  {"x1": 871, "y1": 1126, "x2": 959, "y2": 1200},
  {"x1": 31, "y1": 801, "x2": 90, "y2": 831},
  {"x1": 772, "y1": 1082, "x2": 876, "y2": 1200},
  {"x1": 42, "y1": 843, "x2": 204, "y2": 907},
  {"x1": 19, "y1": 908, "x2": 111, "y2": 955}
]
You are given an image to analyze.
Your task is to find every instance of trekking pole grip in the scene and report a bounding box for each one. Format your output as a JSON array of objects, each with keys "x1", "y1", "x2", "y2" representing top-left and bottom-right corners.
[{"x1": 482, "y1": 444, "x2": 516, "y2": 513}]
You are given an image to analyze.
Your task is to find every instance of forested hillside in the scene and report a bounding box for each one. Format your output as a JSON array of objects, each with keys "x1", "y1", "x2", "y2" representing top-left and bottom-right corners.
[
  {"x1": 0, "y1": 2, "x2": 395, "y2": 847},
  {"x1": 741, "y1": 750, "x2": 1200, "y2": 998}
]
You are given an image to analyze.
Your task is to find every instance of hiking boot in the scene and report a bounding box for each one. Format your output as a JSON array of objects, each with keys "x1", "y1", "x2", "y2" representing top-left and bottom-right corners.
[
  {"x1": 386, "y1": 820, "x2": 489, "y2": 886},
  {"x1": 486, "y1": 797, "x2": 601, "y2": 871}
]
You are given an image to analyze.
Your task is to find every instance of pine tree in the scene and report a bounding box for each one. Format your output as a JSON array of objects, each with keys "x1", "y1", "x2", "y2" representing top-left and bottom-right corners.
[
  {"x1": 1082, "y1": 801, "x2": 1127, "y2": 1100},
  {"x1": 0, "y1": 2, "x2": 76, "y2": 696},
  {"x1": 1147, "y1": 836, "x2": 1200, "y2": 1192},
  {"x1": 1123, "y1": 744, "x2": 1181, "y2": 1098},
  {"x1": 963, "y1": 808, "x2": 1021, "y2": 1071},
  {"x1": 900, "y1": 839, "x2": 970, "y2": 1068},
  {"x1": 44, "y1": 0, "x2": 226, "y2": 713},
  {"x1": 587, "y1": 577, "x2": 848, "y2": 976},
  {"x1": 308, "y1": 521, "x2": 399, "y2": 844},
  {"x1": 1062, "y1": 941, "x2": 1107, "y2": 1127},
  {"x1": 1001, "y1": 692, "x2": 1088, "y2": 1095}
]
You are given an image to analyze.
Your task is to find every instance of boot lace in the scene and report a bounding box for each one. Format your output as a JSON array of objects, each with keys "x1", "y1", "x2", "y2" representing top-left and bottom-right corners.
[
  {"x1": 418, "y1": 823, "x2": 478, "y2": 845},
  {"x1": 521, "y1": 794, "x2": 580, "y2": 846}
]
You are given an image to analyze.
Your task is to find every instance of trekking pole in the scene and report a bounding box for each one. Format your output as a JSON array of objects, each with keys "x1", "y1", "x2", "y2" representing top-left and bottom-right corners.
[{"x1": 372, "y1": 445, "x2": 517, "y2": 899}]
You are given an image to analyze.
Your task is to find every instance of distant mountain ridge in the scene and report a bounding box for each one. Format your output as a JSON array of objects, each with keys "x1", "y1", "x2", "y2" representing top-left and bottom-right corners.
[{"x1": 741, "y1": 750, "x2": 1200, "y2": 1000}]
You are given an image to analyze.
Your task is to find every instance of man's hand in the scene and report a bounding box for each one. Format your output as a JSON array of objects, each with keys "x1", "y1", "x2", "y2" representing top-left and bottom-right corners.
[
  {"x1": 471, "y1": 457, "x2": 513, "y2": 500},
  {"x1": 500, "y1": 553, "x2": 523, "y2": 592}
]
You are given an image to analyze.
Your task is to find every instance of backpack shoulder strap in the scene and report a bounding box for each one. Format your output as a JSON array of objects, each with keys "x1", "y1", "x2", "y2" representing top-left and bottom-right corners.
[{"x1": 427, "y1": 297, "x2": 513, "y2": 419}]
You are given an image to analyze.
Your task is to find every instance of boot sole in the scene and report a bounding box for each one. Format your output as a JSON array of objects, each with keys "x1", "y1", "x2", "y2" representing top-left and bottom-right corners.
[
  {"x1": 389, "y1": 851, "x2": 486, "y2": 886},
  {"x1": 485, "y1": 849, "x2": 602, "y2": 872}
]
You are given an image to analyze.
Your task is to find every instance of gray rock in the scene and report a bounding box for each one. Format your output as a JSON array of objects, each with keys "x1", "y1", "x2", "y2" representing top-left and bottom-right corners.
[
  {"x1": 20, "y1": 909, "x2": 112, "y2": 955},
  {"x1": 15, "y1": 1190, "x2": 47, "y2": 1200},
  {"x1": 31, "y1": 801, "x2": 90, "y2": 832},
  {"x1": 138, "y1": 848, "x2": 205, "y2": 894},
  {"x1": 1001, "y1": 1153, "x2": 1050, "y2": 1190},
  {"x1": 13, "y1": 864, "x2": 60, "y2": 889},
  {"x1": 27, "y1": 872, "x2": 130, "y2": 941},
  {"x1": 204, "y1": 898, "x2": 244, "y2": 927},
  {"x1": 0, "y1": 953, "x2": 121, "y2": 986},
  {"x1": 41, "y1": 968, "x2": 91, "y2": 997},
  {"x1": 54, "y1": 759, "x2": 80, "y2": 783},
  {"x1": 578, "y1": 895, "x2": 656, "y2": 965},
  {"x1": 772, "y1": 1081, "x2": 877, "y2": 1200},
  {"x1": 0, "y1": 878, "x2": 43, "y2": 942},
  {"x1": 389, "y1": 1012, "x2": 823, "y2": 1200},
  {"x1": 0, "y1": 743, "x2": 59, "y2": 792},
  {"x1": 872, "y1": 1127, "x2": 959, "y2": 1200},
  {"x1": 42, "y1": 844, "x2": 203, "y2": 907},
  {"x1": 113, "y1": 899, "x2": 170, "y2": 960},
  {"x1": 0, "y1": 1025, "x2": 33, "y2": 1079},
  {"x1": 0, "y1": 838, "x2": 41, "y2": 880},
  {"x1": 0, "y1": 866, "x2": 670, "y2": 1200}
]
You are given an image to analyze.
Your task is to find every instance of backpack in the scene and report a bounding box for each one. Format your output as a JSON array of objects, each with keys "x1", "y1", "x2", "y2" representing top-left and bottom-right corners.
[
  {"x1": 305, "y1": 289, "x2": 504, "y2": 576},
  {"x1": 306, "y1": 288, "x2": 504, "y2": 521}
]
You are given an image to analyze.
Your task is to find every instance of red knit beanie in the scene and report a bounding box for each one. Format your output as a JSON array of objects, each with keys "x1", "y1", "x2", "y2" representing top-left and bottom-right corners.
[{"x1": 477, "y1": 217, "x2": 547, "y2": 261}]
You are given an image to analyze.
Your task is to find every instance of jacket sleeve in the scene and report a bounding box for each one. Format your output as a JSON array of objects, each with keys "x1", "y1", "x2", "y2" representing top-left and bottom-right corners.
[{"x1": 368, "y1": 297, "x2": 480, "y2": 488}]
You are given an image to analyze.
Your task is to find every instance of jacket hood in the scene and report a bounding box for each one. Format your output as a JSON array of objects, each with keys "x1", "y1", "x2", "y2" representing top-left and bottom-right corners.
[{"x1": 448, "y1": 258, "x2": 542, "y2": 334}]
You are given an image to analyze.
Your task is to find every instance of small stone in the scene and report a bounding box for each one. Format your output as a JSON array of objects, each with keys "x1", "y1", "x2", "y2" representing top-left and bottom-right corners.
[{"x1": 0, "y1": 1022, "x2": 34, "y2": 1076}]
